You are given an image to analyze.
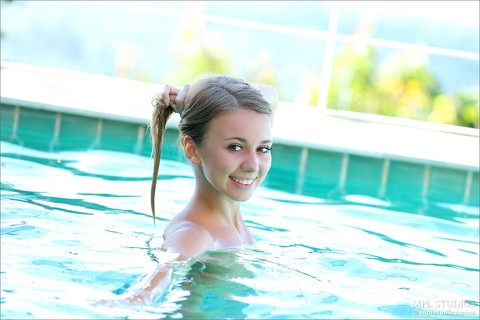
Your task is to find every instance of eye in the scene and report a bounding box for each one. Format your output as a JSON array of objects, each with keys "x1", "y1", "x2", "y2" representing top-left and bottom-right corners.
[
  {"x1": 228, "y1": 143, "x2": 243, "y2": 152},
  {"x1": 258, "y1": 146, "x2": 272, "y2": 154}
]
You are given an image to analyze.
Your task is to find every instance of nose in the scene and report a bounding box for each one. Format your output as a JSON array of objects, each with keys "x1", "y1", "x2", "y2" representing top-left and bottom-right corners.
[{"x1": 241, "y1": 150, "x2": 259, "y2": 173}]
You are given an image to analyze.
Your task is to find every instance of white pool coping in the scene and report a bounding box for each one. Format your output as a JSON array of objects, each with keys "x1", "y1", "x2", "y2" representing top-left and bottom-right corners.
[{"x1": 1, "y1": 61, "x2": 479, "y2": 171}]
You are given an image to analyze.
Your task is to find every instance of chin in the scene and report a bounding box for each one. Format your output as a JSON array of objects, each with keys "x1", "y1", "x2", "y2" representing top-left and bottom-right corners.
[{"x1": 229, "y1": 192, "x2": 254, "y2": 202}]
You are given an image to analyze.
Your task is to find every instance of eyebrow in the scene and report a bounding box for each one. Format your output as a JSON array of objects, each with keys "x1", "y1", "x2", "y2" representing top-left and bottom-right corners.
[{"x1": 224, "y1": 137, "x2": 272, "y2": 144}]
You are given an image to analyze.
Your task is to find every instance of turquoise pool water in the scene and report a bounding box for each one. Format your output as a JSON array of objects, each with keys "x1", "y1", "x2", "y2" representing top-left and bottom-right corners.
[{"x1": 1, "y1": 141, "x2": 479, "y2": 319}]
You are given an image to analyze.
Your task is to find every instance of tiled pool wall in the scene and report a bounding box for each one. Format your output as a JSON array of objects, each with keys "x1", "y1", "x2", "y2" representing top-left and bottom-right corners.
[{"x1": 1, "y1": 103, "x2": 478, "y2": 212}]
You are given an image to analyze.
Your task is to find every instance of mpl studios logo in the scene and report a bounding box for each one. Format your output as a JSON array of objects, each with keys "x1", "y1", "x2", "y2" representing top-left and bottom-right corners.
[{"x1": 412, "y1": 299, "x2": 479, "y2": 317}]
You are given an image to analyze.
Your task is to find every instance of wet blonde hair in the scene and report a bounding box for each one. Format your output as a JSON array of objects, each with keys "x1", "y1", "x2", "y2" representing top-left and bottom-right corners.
[{"x1": 150, "y1": 75, "x2": 271, "y2": 222}]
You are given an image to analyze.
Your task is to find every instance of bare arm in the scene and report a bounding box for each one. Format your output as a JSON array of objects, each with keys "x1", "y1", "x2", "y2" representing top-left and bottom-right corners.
[
  {"x1": 112, "y1": 260, "x2": 175, "y2": 305},
  {"x1": 94, "y1": 252, "x2": 179, "y2": 306},
  {"x1": 95, "y1": 222, "x2": 214, "y2": 306}
]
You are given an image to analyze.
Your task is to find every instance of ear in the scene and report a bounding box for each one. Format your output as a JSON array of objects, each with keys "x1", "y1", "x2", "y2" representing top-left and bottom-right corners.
[{"x1": 183, "y1": 136, "x2": 201, "y2": 164}]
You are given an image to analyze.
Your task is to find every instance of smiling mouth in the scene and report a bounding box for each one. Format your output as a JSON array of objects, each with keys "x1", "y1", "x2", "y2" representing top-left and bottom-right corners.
[{"x1": 230, "y1": 176, "x2": 256, "y2": 186}]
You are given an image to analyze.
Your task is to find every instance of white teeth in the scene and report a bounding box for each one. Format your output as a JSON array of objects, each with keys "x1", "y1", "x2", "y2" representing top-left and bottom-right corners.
[{"x1": 231, "y1": 177, "x2": 254, "y2": 185}]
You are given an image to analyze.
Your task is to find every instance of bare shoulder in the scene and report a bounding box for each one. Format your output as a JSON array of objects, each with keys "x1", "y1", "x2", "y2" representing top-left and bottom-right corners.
[{"x1": 162, "y1": 220, "x2": 215, "y2": 258}]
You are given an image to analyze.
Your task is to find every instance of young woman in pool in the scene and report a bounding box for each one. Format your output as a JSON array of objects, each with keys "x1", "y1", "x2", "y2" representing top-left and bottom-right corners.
[{"x1": 99, "y1": 75, "x2": 278, "y2": 306}]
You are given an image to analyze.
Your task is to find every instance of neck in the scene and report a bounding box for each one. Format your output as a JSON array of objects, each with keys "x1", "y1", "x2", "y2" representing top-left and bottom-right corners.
[
  {"x1": 189, "y1": 170, "x2": 242, "y2": 226},
  {"x1": 193, "y1": 184, "x2": 241, "y2": 222},
  {"x1": 179, "y1": 169, "x2": 253, "y2": 247}
]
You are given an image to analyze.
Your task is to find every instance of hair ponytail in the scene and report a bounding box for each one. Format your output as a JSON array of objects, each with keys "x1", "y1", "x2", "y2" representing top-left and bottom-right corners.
[{"x1": 150, "y1": 94, "x2": 174, "y2": 224}]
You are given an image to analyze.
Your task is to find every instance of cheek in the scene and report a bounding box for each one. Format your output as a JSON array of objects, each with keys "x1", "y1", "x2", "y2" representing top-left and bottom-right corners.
[
  {"x1": 205, "y1": 151, "x2": 235, "y2": 174},
  {"x1": 260, "y1": 155, "x2": 272, "y2": 174}
]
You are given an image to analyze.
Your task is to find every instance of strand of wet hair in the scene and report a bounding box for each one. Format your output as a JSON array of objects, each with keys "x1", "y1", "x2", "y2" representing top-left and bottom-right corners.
[{"x1": 150, "y1": 94, "x2": 175, "y2": 225}]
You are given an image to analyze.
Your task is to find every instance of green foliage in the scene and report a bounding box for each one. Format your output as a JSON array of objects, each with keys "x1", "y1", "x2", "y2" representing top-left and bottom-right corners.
[
  {"x1": 452, "y1": 90, "x2": 479, "y2": 128},
  {"x1": 166, "y1": 24, "x2": 234, "y2": 84},
  {"x1": 165, "y1": 23, "x2": 279, "y2": 93},
  {"x1": 327, "y1": 42, "x2": 479, "y2": 128},
  {"x1": 118, "y1": 15, "x2": 477, "y2": 129}
]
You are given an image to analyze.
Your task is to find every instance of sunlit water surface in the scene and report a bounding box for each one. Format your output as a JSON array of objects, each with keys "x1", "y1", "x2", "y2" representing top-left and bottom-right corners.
[{"x1": 1, "y1": 141, "x2": 479, "y2": 319}]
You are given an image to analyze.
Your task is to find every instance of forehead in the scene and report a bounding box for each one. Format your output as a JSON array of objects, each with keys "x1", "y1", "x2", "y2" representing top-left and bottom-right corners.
[{"x1": 207, "y1": 108, "x2": 272, "y2": 140}]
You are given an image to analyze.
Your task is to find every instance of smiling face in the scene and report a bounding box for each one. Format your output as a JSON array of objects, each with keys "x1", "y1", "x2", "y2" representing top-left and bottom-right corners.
[{"x1": 193, "y1": 108, "x2": 272, "y2": 202}]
